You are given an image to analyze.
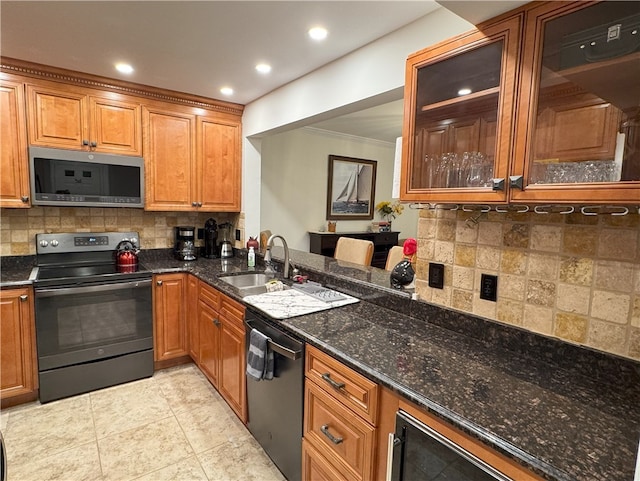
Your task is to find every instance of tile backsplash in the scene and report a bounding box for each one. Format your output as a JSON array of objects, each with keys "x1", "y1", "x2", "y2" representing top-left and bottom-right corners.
[
  {"x1": 0, "y1": 207, "x2": 244, "y2": 255},
  {"x1": 414, "y1": 209, "x2": 640, "y2": 361}
]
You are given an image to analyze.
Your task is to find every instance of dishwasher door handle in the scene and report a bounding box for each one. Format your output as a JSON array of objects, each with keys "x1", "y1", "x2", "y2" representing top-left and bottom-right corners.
[{"x1": 245, "y1": 321, "x2": 303, "y2": 360}]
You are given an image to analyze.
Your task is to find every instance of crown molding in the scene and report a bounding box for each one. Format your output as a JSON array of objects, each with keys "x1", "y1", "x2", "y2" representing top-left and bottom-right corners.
[{"x1": 1, "y1": 57, "x2": 244, "y2": 117}]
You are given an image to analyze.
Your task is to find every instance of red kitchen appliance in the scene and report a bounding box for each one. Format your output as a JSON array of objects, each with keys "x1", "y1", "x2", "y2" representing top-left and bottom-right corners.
[{"x1": 115, "y1": 239, "x2": 140, "y2": 273}]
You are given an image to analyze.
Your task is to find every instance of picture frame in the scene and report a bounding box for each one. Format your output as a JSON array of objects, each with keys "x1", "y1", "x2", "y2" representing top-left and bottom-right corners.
[{"x1": 326, "y1": 155, "x2": 377, "y2": 220}]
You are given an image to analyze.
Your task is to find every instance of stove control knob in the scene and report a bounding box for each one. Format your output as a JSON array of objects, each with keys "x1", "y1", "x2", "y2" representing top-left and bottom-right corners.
[
  {"x1": 50, "y1": 240, "x2": 59, "y2": 247},
  {"x1": 130, "y1": 237, "x2": 138, "y2": 246},
  {"x1": 39, "y1": 240, "x2": 49, "y2": 248}
]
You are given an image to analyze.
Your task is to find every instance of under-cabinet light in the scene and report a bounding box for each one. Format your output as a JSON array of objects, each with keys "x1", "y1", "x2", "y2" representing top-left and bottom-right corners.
[{"x1": 458, "y1": 88, "x2": 472, "y2": 96}]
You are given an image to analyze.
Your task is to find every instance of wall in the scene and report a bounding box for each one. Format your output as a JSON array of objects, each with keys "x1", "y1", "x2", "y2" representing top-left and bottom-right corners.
[
  {"x1": 260, "y1": 127, "x2": 418, "y2": 251},
  {"x1": 0, "y1": 207, "x2": 242, "y2": 256},
  {"x1": 414, "y1": 208, "x2": 640, "y2": 361},
  {"x1": 241, "y1": 8, "x2": 473, "y2": 237}
]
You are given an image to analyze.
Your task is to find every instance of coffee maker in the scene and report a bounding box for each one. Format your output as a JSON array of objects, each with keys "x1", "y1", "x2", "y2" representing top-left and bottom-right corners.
[
  {"x1": 202, "y1": 218, "x2": 218, "y2": 258},
  {"x1": 174, "y1": 226, "x2": 197, "y2": 261}
]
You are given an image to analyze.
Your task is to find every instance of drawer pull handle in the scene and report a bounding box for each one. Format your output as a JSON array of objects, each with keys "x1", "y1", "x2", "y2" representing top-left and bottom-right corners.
[
  {"x1": 321, "y1": 373, "x2": 345, "y2": 390},
  {"x1": 320, "y1": 424, "x2": 343, "y2": 445}
]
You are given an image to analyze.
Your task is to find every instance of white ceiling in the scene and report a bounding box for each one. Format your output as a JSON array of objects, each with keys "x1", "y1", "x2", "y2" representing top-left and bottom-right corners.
[{"x1": 0, "y1": 1, "x2": 525, "y2": 144}]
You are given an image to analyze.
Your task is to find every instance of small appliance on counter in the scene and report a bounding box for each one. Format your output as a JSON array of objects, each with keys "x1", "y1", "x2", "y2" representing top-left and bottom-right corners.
[
  {"x1": 218, "y1": 222, "x2": 234, "y2": 258},
  {"x1": 202, "y1": 218, "x2": 218, "y2": 258},
  {"x1": 174, "y1": 226, "x2": 197, "y2": 261},
  {"x1": 114, "y1": 239, "x2": 140, "y2": 273}
]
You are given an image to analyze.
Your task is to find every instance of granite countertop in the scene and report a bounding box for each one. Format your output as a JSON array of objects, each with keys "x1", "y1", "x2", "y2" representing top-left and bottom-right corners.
[{"x1": 2, "y1": 248, "x2": 639, "y2": 481}]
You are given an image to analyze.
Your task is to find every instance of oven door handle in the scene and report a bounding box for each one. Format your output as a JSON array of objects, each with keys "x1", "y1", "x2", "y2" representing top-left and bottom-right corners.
[{"x1": 35, "y1": 279, "x2": 151, "y2": 297}]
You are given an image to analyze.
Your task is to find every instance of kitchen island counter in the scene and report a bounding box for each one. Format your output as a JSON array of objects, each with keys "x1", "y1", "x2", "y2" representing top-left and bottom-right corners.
[{"x1": 2, "y1": 248, "x2": 638, "y2": 481}]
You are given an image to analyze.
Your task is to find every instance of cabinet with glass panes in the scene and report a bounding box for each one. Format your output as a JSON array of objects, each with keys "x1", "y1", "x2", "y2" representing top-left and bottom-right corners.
[
  {"x1": 400, "y1": 1, "x2": 640, "y2": 206},
  {"x1": 511, "y1": 0, "x2": 640, "y2": 204}
]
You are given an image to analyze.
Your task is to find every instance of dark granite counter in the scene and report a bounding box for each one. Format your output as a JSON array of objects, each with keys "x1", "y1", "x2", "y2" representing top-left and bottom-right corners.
[{"x1": 2, "y1": 248, "x2": 638, "y2": 481}]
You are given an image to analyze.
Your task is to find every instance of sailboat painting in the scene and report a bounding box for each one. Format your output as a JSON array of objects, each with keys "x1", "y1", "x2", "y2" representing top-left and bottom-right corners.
[{"x1": 326, "y1": 155, "x2": 377, "y2": 220}]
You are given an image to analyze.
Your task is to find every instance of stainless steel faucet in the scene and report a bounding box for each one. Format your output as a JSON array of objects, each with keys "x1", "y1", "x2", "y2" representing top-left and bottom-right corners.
[{"x1": 264, "y1": 234, "x2": 293, "y2": 278}]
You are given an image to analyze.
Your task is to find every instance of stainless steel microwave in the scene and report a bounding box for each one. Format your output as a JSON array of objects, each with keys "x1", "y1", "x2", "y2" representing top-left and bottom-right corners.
[{"x1": 29, "y1": 146, "x2": 145, "y2": 208}]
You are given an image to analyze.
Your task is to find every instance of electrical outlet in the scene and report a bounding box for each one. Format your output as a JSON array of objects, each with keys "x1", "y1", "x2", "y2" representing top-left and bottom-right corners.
[
  {"x1": 480, "y1": 274, "x2": 498, "y2": 302},
  {"x1": 428, "y1": 262, "x2": 445, "y2": 289},
  {"x1": 235, "y1": 229, "x2": 241, "y2": 241}
]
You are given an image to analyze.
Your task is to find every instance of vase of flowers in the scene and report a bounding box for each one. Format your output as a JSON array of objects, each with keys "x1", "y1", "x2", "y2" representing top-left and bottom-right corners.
[{"x1": 375, "y1": 200, "x2": 403, "y2": 231}]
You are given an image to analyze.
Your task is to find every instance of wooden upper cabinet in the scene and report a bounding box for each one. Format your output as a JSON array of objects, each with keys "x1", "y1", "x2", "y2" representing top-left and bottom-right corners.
[
  {"x1": 403, "y1": 0, "x2": 640, "y2": 206},
  {"x1": 400, "y1": 15, "x2": 522, "y2": 204},
  {"x1": 0, "y1": 76, "x2": 30, "y2": 207},
  {"x1": 143, "y1": 105, "x2": 196, "y2": 210},
  {"x1": 511, "y1": 0, "x2": 640, "y2": 204},
  {"x1": 26, "y1": 82, "x2": 142, "y2": 155},
  {"x1": 197, "y1": 115, "x2": 241, "y2": 211},
  {"x1": 144, "y1": 104, "x2": 242, "y2": 212},
  {"x1": 89, "y1": 96, "x2": 142, "y2": 155}
]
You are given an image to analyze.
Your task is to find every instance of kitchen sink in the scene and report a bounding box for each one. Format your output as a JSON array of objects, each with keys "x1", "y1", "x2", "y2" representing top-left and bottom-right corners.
[{"x1": 219, "y1": 272, "x2": 289, "y2": 297}]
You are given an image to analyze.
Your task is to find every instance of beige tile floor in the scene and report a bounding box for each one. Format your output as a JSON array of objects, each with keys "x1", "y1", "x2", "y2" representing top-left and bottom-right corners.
[{"x1": 0, "y1": 364, "x2": 287, "y2": 481}]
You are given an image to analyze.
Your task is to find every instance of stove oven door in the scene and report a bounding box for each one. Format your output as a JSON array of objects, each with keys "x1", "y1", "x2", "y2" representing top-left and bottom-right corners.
[{"x1": 34, "y1": 278, "x2": 153, "y2": 372}]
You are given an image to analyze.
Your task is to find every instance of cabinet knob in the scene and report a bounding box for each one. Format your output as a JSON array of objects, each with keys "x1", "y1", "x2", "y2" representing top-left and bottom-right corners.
[
  {"x1": 197, "y1": 202, "x2": 203, "y2": 207},
  {"x1": 90, "y1": 141, "x2": 97, "y2": 148},
  {"x1": 213, "y1": 318, "x2": 220, "y2": 326},
  {"x1": 19, "y1": 294, "x2": 28, "y2": 302},
  {"x1": 156, "y1": 280, "x2": 163, "y2": 286},
  {"x1": 82, "y1": 139, "x2": 89, "y2": 146},
  {"x1": 491, "y1": 178, "x2": 505, "y2": 191},
  {"x1": 21, "y1": 196, "x2": 29, "y2": 203},
  {"x1": 509, "y1": 175, "x2": 524, "y2": 190},
  {"x1": 192, "y1": 202, "x2": 198, "y2": 207}
]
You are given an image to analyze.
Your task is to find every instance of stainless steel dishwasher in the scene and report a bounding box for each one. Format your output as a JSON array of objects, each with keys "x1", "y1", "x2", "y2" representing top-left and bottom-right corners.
[{"x1": 245, "y1": 309, "x2": 304, "y2": 481}]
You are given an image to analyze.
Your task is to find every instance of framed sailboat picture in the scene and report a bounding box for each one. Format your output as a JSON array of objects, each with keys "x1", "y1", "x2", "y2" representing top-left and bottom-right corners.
[{"x1": 326, "y1": 155, "x2": 377, "y2": 220}]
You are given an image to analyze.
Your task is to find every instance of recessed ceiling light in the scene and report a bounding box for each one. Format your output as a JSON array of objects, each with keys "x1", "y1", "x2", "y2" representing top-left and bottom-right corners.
[
  {"x1": 220, "y1": 87, "x2": 234, "y2": 96},
  {"x1": 308, "y1": 27, "x2": 328, "y2": 41},
  {"x1": 256, "y1": 63, "x2": 272, "y2": 74},
  {"x1": 458, "y1": 88, "x2": 472, "y2": 96},
  {"x1": 115, "y1": 63, "x2": 134, "y2": 74}
]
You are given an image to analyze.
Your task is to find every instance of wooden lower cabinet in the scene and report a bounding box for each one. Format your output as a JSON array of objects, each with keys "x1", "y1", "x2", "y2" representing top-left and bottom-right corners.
[
  {"x1": 218, "y1": 295, "x2": 246, "y2": 422},
  {"x1": 302, "y1": 438, "x2": 357, "y2": 481},
  {"x1": 187, "y1": 275, "x2": 199, "y2": 362},
  {"x1": 0, "y1": 287, "x2": 38, "y2": 406},
  {"x1": 153, "y1": 273, "x2": 188, "y2": 363},
  {"x1": 304, "y1": 381, "x2": 376, "y2": 481},
  {"x1": 303, "y1": 345, "x2": 378, "y2": 481},
  {"x1": 196, "y1": 280, "x2": 246, "y2": 423}
]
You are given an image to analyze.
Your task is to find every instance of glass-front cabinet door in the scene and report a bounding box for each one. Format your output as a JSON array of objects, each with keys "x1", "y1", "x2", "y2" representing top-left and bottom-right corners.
[
  {"x1": 400, "y1": 15, "x2": 522, "y2": 204},
  {"x1": 511, "y1": 1, "x2": 640, "y2": 204}
]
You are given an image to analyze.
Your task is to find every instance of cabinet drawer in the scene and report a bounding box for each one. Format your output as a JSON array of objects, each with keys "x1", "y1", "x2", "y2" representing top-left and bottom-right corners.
[
  {"x1": 198, "y1": 282, "x2": 220, "y2": 310},
  {"x1": 304, "y1": 381, "x2": 375, "y2": 481},
  {"x1": 220, "y1": 294, "x2": 245, "y2": 329},
  {"x1": 305, "y1": 345, "x2": 378, "y2": 424},
  {"x1": 375, "y1": 232, "x2": 398, "y2": 246},
  {"x1": 302, "y1": 438, "x2": 358, "y2": 481}
]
